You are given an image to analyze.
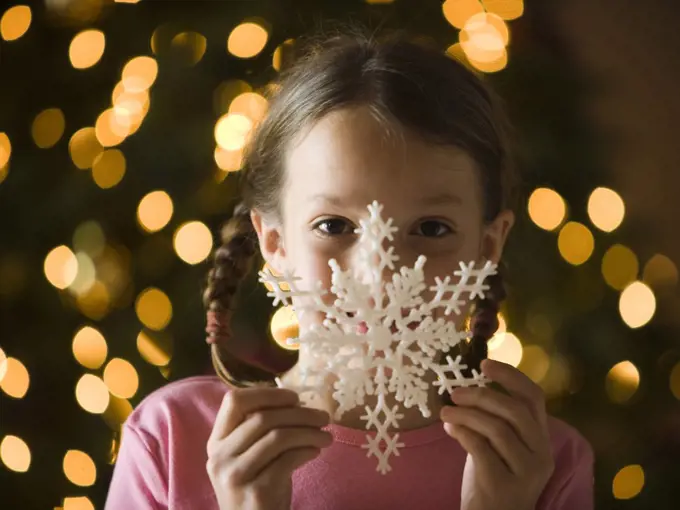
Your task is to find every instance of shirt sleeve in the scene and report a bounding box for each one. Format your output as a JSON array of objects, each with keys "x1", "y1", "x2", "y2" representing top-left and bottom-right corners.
[{"x1": 105, "y1": 423, "x2": 168, "y2": 510}]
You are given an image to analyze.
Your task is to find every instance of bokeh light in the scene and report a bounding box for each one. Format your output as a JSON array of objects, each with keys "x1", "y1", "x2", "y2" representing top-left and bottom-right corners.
[
  {"x1": 215, "y1": 113, "x2": 253, "y2": 151},
  {"x1": 0, "y1": 5, "x2": 31, "y2": 42},
  {"x1": 102, "y1": 395, "x2": 134, "y2": 430},
  {"x1": 214, "y1": 79, "x2": 252, "y2": 113},
  {"x1": 518, "y1": 344, "x2": 550, "y2": 383},
  {"x1": 76, "y1": 280, "x2": 111, "y2": 320},
  {"x1": 73, "y1": 221, "x2": 106, "y2": 257},
  {"x1": 229, "y1": 92, "x2": 268, "y2": 124},
  {"x1": 31, "y1": 108, "x2": 66, "y2": 148},
  {"x1": 69, "y1": 127, "x2": 103, "y2": 169},
  {"x1": 601, "y1": 244, "x2": 639, "y2": 290},
  {"x1": 588, "y1": 187, "x2": 625, "y2": 233},
  {"x1": 613, "y1": 464, "x2": 645, "y2": 500},
  {"x1": 0, "y1": 435, "x2": 31, "y2": 472},
  {"x1": 482, "y1": 0, "x2": 524, "y2": 20},
  {"x1": 63, "y1": 496, "x2": 95, "y2": 510},
  {"x1": 173, "y1": 221, "x2": 213, "y2": 265},
  {"x1": 261, "y1": 262, "x2": 290, "y2": 292},
  {"x1": 103, "y1": 358, "x2": 139, "y2": 399},
  {"x1": 69, "y1": 29, "x2": 106, "y2": 69},
  {"x1": 0, "y1": 347, "x2": 7, "y2": 383},
  {"x1": 72, "y1": 326, "x2": 108, "y2": 370},
  {"x1": 557, "y1": 222, "x2": 594, "y2": 266},
  {"x1": 539, "y1": 353, "x2": 572, "y2": 398},
  {"x1": 44, "y1": 245, "x2": 78, "y2": 289},
  {"x1": 122, "y1": 56, "x2": 158, "y2": 93},
  {"x1": 442, "y1": 0, "x2": 483, "y2": 29},
  {"x1": 486, "y1": 313, "x2": 507, "y2": 350},
  {"x1": 63, "y1": 450, "x2": 97, "y2": 487},
  {"x1": 137, "y1": 330, "x2": 173, "y2": 366},
  {"x1": 75, "y1": 374, "x2": 110, "y2": 414},
  {"x1": 270, "y1": 305, "x2": 300, "y2": 350},
  {"x1": 643, "y1": 253, "x2": 679, "y2": 289},
  {"x1": 272, "y1": 38, "x2": 295, "y2": 72},
  {"x1": 137, "y1": 190, "x2": 174, "y2": 233},
  {"x1": 459, "y1": 12, "x2": 509, "y2": 73},
  {"x1": 227, "y1": 22, "x2": 268, "y2": 58},
  {"x1": 670, "y1": 362, "x2": 680, "y2": 400},
  {"x1": 92, "y1": 149, "x2": 126, "y2": 188},
  {"x1": 95, "y1": 108, "x2": 129, "y2": 147},
  {"x1": 488, "y1": 332, "x2": 523, "y2": 367},
  {"x1": 619, "y1": 281, "x2": 656, "y2": 329},
  {"x1": 528, "y1": 187, "x2": 567, "y2": 231},
  {"x1": 0, "y1": 357, "x2": 29, "y2": 399},
  {"x1": 214, "y1": 147, "x2": 244, "y2": 173},
  {"x1": 170, "y1": 31, "x2": 207, "y2": 66},
  {"x1": 0, "y1": 132, "x2": 12, "y2": 168},
  {"x1": 135, "y1": 287, "x2": 172, "y2": 330},
  {"x1": 606, "y1": 361, "x2": 640, "y2": 403}
]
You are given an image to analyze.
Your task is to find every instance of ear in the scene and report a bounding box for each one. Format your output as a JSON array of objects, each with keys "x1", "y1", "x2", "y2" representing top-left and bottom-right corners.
[
  {"x1": 250, "y1": 209, "x2": 287, "y2": 272},
  {"x1": 480, "y1": 209, "x2": 515, "y2": 264}
]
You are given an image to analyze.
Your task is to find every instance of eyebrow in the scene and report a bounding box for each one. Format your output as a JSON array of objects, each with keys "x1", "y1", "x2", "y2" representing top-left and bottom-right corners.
[{"x1": 309, "y1": 192, "x2": 463, "y2": 207}]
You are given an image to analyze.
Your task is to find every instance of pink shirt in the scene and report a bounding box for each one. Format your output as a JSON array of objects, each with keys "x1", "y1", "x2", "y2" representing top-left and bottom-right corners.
[{"x1": 105, "y1": 375, "x2": 594, "y2": 510}]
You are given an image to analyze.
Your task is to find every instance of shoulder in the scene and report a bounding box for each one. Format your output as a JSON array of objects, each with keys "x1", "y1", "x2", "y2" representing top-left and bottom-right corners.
[
  {"x1": 126, "y1": 375, "x2": 228, "y2": 441},
  {"x1": 545, "y1": 415, "x2": 594, "y2": 468}
]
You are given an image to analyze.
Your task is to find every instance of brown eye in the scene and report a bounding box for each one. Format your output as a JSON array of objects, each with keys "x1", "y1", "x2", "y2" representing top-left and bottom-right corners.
[
  {"x1": 416, "y1": 220, "x2": 453, "y2": 238},
  {"x1": 314, "y1": 218, "x2": 353, "y2": 236}
]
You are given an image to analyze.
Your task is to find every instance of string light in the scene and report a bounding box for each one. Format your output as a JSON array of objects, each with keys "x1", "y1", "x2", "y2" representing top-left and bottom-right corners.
[
  {"x1": 619, "y1": 281, "x2": 656, "y2": 329},
  {"x1": 270, "y1": 305, "x2": 300, "y2": 350},
  {"x1": 601, "y1": 244, "x2": 639, "y2": 290},
  {"x1": 137, "y1": 191, "x2": 174, "y2": 233},
  {"x1": 558, "y1": 222, "x2": 595, "y2": 266},
  {"x1": 44, "y1": 246, "x2": 79, "y2": 289},
  {"x1": 62, "y1": 496, "x2": 95, "y2": 510},
  {"x1": 173, "y1": 221, "x2": 213, "y2": 265},
  {"x1": 91, "y1": 149, "x2": 126, "y2": 188},
  {"x1": 170, "y1": 32, "x2": 207, "y2": 66},
  {"x1": 215, "y1": 113, "x2": 253, "y2": 151},
  {"x1": 0, "y1": 357, "x2": 29, "y2": 399},
  {"x1": 442, "y1": 0, "x2": 484, "y2": 29},
  {"x1": 0, "y1": 5, "x2": 32, "y2": 42},
  {"x1": 528, "y1": 187, "x2": 567, "y2": 231},
  {"x1": 0, "y1": 347, "x2": 7, "y2": 383},
  {"x1": 606, "y1": 361, "x2": 640, "y2": 403},
  {"x1": 69, "y1": 30, "x2": 106, "y2": 69},
  {"x1": 137, "y1": 330, "x2": 173, "y2": 366},
  {"x1": 103, "y1": 358, "x2": 139, "y2": 399},
  {"x1": 69, "y1": 127, "x2": 103, "y2": 169},
  {"x1": 75, "y1": 374, "x2": 110, "y2": 414},
  {"x1": 122, "y1": 56, "x2": 158, "y2": 93},
  {"x1": 31, "y1": 108, "x2": 66, "y2": 148},
  {"x1": 135, "y1": 287, "x2": 173, "y2": 330},
  {"x1": 227, "y1": 22, "x2": 268, "y2": 59},
  {"x1": 488, "y1": 331, "x2": 523, "y2": 367},
  {"x1": 0, "y1": 132, "x2": 11, "y2": 168},
  {"x1": 482, "y1": 0, "x2": 524, "y2": 20},
  {"x1": 643, "y1": 253, "x2": 679, "y2": 288},
  {"x1": 588, "y1": 187, "x2": 625, "y2": 233},
  {"x1": 0, "y1": 435, "x2": 31, "y2": 472},
  {"x1": 63, "y1": 450, "x2": 97, "y2": 487},
  {"x1": 612, "y1": 464, "x2": 645, "y2": 500},
  {"x1": 72, "y1": 326, "x2": 108, "y2": 370}
]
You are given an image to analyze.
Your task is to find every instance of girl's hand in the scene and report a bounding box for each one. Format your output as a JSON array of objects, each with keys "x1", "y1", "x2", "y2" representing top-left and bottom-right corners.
[
  {"x1": 207, "y1": 387, "x2": 333, "y2": 510},
  {"x1": 440, "y1": 359, "x2": 555, "y2": 510}
]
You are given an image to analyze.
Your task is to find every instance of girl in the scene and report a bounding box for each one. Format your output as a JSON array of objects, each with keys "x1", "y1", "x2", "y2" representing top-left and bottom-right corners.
[{"x1": 106, "y1": 31, "x2": 594, "y2": 510}]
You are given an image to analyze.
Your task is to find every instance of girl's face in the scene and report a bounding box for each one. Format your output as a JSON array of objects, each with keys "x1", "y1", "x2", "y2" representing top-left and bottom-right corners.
[{"x1": 252, "y1": 106, "x2": 514, "y2": 333}]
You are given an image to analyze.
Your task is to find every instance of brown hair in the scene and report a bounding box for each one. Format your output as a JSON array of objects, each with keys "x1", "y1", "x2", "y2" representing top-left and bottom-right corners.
[{"x1": 203, "y1": 28, "x2": 517, "y2": 391}]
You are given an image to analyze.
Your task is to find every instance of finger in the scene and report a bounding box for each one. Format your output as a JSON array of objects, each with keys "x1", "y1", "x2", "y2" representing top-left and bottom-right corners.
[
  {"x1": 481, "y1": 359, "x2": 548, "y2": 428},
  {"x1": 231, "y1": 427, "x2": 333, "y2": 484},
  {"x1": 444, "y1": 423, "x2": 508, "y2": 480},
  {"x1": 447, "y1": 386, "x2": 544, "y2": 453},
  {"x1": 227, "y1": 406, "x2": 331, "y2": 457},
  {"x1": 441, "y1": 406, "x2": 532, "y2": 475},
  {"x1": 258, "y1": 446, "x2": 322, "y2": 485},
  {"x1": 209, "y1": 388, "x2": 300, "y2": 446}
]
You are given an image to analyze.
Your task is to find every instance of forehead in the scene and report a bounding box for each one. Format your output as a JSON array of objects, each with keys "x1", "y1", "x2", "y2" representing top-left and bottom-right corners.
[{"x1": 283, "y1": 106, "x2": 481, "y2": 209}]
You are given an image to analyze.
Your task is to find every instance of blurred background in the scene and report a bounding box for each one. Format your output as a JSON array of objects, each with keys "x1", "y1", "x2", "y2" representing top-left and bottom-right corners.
[{"x1": 1, "y1": 0, "x2": 679, "y2": 508}]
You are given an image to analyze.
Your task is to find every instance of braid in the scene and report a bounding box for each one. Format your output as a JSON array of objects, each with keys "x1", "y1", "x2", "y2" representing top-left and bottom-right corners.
[
  {"x1": 203, "y1": 202, "x2": 277, "y2": 388},
  {"x1": 466, "y1": 270, "x2": 506, "y2": 373}
]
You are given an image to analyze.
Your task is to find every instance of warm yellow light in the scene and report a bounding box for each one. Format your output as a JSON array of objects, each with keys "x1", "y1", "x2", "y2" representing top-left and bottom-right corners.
[
  {"x1": 72, "y1": 326, "x2": 108, "y2": 369},
  {"x1": 0, "y1": 357, "x2": 29, "y2": 399},
  {"x1": 467, "y1": 49, "x2": 508, "y2": 73},
  {"x1": 92, "y1": 149, "x2": 126, "y2": 188},
  {"x1": 73, "y1": 221, "x2": 106, "y2": 257},
  {"x1": 1, "y1": 5, "x2": 31, "y2": 42},
  {"x1": 539, "y1": 353, "x2": 571, "y2": 397},
  {"x1": 103, "y1": 358, "x2": 139, "y2": 399},
  {"x1": 76, "y1": 280, "x2": 111, "y2": 320},
  {"x1": 518, "y1": 344, "x2": 550, "y2": 383},
  {"x1": 69, "y1": 29, "x2": 105, "y2": 69},
  {"x1": 44, "y1": 245, "x2": 79, "y2": 289},
  {"x1": 215, "y1": 113, "x2": 253, "y2": 151},
  {"x1": 75, "y1": 374, "x2": 110, "y2": 414},
  {"x1": 173, "y1": 221, "x2": 213, "y2": 265},
  {"x1": 442, "y1": 0, "x2": 483, "y2": 29},
  {"x1": 486, "y1": 313, "x2": 507, "y2": 350},
  {"x1": 69, "y1": 127, "x2": 103, "y2": 169},
  {"x1": 445, "y1": 43, "x2": 470, "y2": 67},
  {"x1": 270, "y1": 305, "x2": 300, "y2": 350},
  {"x1": 557, "y1": 222, "x2": 594, "y2": 266},
  {"x1": 137, "y1": 330, "x2": 173, "y2": 366},
  {"x1": 0, "y1": 164, "x2": 8, "y2": 185},
  {"x1": 588, "y1": 187, "x2": 625, "y2": 232},
  {"x1": 482, "y1": 0, "x2": 524, "y2": 20},
  {"x1": 606, "y1": 361, "x2": 640, "y2": 403},
  {"x1": 488, "y1": 331, "x2": 523, "y2": 367},
  {"x1": 136, "y1": 287, "x2": 173, "y2": 330},
  {"x1": 643, "y1": 253, "x2": 679, "y2": 288},
  {"x1": 170, "y1": 31, "x2": 207, "y2": 66},
  {"x1": 528, "y1": 188, "x2": 567, "y2": 231},
  {"x1": 613, "y1": 464, "x2": 644, "y2": 500},
  {"x1": 102, "y1": 395, "x2": 134, "y2": 430},
  {"x1": 619, "y1": 281, "x2": 655, "y2": 328},
  {"x1": 214, "y1": 147, "x2": 244, "y2": 173},
  {"x1": 229, "y1": 92, "x2": 268, "y2": 124},
  {"x1": 272, "y1": 38, "x2": 295, "y2": 72},
  {"x1": 0, "y1": 435, "x2": 31, "y2": 472},
  {"x1": 0, "y1": 132, "x2": 12, "y2": 168},
  {"x1": 122, "y1": 56, "x2": 158, "y2": 92},
  {"x1": 95, "y1": 108, "x2": 129, "y2": 147},
  {"x1": 670, "y1": 362, "x2": 680, "y2": 400},
  {"x1": 31, "y1": 108, "x2": 66, "y2": 149},
  {"x1": 0, "y1": 347, "x2": 7, "y2": 383},
  {"x1": 63, "y1": 450, "x2": 96, "y2": 487},
  {"x1": 261, "y1": 262, "x2": 290, "y2": 292},
  {"x1": 214, "y1": 79, "x2": 252, "y2": 114},
  {"x1": 227, "y1": 22, "x2": 268, "y2": 59},
  {"x1": 137, "y1": 190, "x2": 174, "y2": 232},
  {"x1": 601, "y1": 244, "x2": 639, "y2": 290},
  {"x1": 63, "y1": 496, "x2": 95, "y2": 510}
]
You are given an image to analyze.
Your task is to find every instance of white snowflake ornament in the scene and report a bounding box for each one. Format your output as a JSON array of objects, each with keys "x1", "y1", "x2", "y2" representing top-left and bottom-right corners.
[{"x1": 258, "y1": 201, "x2": 497, "y2": 474}]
